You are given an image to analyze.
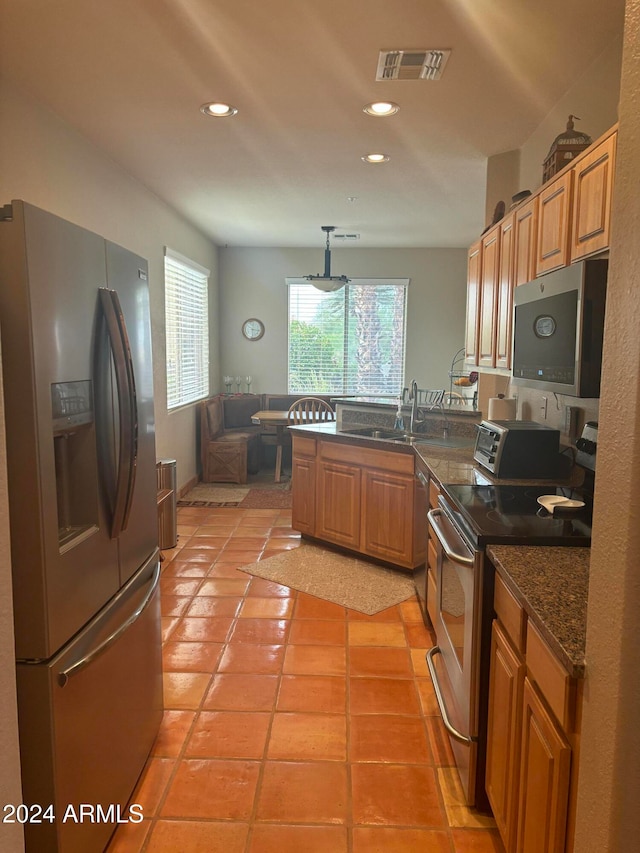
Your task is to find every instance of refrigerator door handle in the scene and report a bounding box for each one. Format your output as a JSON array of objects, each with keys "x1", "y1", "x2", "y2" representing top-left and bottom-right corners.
[
  {"x1": 57, "y1": 557, "x2": 160, "y2": 687},
  {"x1": 98, "y1": 288, "x2": 138, "y2": 537}
]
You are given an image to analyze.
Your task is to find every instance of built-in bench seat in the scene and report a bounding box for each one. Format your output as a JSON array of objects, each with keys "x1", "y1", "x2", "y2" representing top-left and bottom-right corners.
[{"x1": 200, "y1": 393, "x2": 335, "y2": 482}]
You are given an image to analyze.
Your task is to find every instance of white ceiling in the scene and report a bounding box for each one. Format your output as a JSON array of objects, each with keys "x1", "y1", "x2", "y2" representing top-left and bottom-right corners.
[{"x1": 0, "y1": 0, "x2": 625, "y2": 248}]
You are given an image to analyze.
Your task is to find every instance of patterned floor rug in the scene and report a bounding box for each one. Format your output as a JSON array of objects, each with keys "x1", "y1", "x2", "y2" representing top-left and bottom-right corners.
[
  {"x1": 238, "y1": 542, "x2": 416, "y2": 615},
  {"x1": 178, "y1": 473, "x2": 290, "y2": 508}
]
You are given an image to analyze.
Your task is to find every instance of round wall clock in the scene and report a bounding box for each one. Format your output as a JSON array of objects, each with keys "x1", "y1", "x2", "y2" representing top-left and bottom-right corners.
[{"x1": 242, "y1": 318, "x2": 265, "y2": 341}]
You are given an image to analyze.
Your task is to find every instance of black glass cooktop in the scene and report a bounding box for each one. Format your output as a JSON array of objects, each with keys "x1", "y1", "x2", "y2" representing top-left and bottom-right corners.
[{"x1": 439, "y1": 483, "x2": 593, "y2": 547}]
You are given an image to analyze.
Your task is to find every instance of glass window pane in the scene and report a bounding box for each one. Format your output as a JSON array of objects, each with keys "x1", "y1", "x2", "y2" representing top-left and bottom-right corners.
[{"x1": 288, "y1": 281, "x2": 407, "y2": 395}]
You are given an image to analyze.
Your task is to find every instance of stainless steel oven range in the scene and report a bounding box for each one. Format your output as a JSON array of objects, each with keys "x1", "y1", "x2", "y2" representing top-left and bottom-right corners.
[{"x1": 426, "y1": 478, "x2": 593, "y2": 811}]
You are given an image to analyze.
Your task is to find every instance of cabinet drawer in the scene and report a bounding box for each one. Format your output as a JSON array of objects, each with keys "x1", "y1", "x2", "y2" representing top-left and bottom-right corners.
[
  {"x1": 292, "y1": 436, "x2": 317, "y2": 457},
  {"x1": 428, "y1": 479, "x2": 441, "y2": 509},
  {"x1": 526, "y1": 621, "x2": 575, "y2": 731},
  {"x1": 320, "y1": 440, "x2": 414, "y2": 474},
  {"x1": 494, "y1": 573, "x2": 526, "y2": 654}
]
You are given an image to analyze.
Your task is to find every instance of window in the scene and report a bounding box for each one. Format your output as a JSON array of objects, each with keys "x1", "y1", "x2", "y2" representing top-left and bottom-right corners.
[
  {"x1": 164, "y1": 248, "x2": 210, "y2": 410},
  {"x1": 287, "y1": 279, "x2": 408, "y2": 395}
]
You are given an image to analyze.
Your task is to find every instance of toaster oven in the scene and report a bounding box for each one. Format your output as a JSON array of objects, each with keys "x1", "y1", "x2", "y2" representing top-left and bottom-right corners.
[{"x1": 473, "y1": 419, "x2": 561, "y2": 478}]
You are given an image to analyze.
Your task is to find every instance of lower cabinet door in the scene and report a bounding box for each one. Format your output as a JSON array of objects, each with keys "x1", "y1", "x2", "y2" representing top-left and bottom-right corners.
[
  {"x1": 361, "y1": 469, "x2": 414, "y2": 566},
  {"x1": 316, "y1": 460, "x2": 361, "y2": 549},
  {"x1": 517, "y1": 676, "x2": 572, "y2": 853},
  {"x1": 486, "y1": 620, "x2": 525, "y2": 852},
  {"x1": 291, "y1": 455, "x2": 316, "y2": 535}
]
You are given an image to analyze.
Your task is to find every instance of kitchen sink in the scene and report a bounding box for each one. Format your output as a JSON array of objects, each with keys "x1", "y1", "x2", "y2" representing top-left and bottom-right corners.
[
  {"x1": 340, "y1": 427, "x2": 419, "y2": 444},
  {"x1": 341, "y1": 426, "x2": 475, "y2": 448}
]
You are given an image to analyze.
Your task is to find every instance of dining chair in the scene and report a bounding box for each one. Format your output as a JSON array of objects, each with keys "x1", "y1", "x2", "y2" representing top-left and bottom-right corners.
[{"x1": 287, "y1": 396, "x2": 336, "y2": 424}]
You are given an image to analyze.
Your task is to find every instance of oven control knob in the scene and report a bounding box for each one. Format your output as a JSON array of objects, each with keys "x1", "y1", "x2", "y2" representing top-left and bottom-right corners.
[{"x1": 576, "y1": 437, "x2": 596, "y2": 454}]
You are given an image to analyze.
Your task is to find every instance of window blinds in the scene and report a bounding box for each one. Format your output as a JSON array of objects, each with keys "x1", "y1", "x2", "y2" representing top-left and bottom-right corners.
[
  {"x1": 164, "y1": 249, "x2": 210, "y2": 410},
  {"x1": 287, "y1": 280, "x2": 408, "y2": 395}
]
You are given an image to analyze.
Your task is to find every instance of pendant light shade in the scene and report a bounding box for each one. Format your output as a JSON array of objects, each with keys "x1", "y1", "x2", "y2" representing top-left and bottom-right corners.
[{"x1": 305, "y1": 226, "x2": 350, "y2": 292}]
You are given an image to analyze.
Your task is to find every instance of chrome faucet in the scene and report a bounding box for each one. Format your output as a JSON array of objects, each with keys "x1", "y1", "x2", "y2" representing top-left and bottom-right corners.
[
  {"x1": 409, "y1": 380, "x2": 425, "y2": 434},
  {"x1": 427, "y1": 398, "x2": 450, "y2": 439}
]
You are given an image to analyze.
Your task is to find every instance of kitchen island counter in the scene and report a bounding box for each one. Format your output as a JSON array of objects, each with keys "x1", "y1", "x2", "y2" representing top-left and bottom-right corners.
[{"x1": 487, "y1": 545, "x2": 590, "y2": 677}]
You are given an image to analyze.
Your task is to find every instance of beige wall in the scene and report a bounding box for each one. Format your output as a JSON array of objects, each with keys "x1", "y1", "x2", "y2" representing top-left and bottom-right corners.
[
  {"x1": 219, "y1": 246, "x2": 468, "y2": 395},
  {"x1": 574, "y1": 1, "x2": 640, "y2": 847},
  {"x1": 518, "y1": 35, "x2": 623, "y2": 194},
  {"x1": 0, "y1": 79, "x2": 219, "y2": 491}
]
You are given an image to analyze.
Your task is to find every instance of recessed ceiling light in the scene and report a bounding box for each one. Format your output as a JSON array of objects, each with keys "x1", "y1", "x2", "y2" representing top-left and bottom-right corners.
[
  {"x1": 200, "y1": 102, "x2": 238, "y2": 118},
  {"x1": 363, "y1": 101, "x2": 399, "y2": 117},
  {"x1": 361, "y1": 153, "x2": 390, "y2": 164}
]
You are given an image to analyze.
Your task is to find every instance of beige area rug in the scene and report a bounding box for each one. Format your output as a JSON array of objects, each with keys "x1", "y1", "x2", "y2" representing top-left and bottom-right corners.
[
  {"x1": 238, "y1": 543, "x2": 416, "y2": 615},
  {"x1": 178, "y1": 483, "x2": 249, "y2": 506}
]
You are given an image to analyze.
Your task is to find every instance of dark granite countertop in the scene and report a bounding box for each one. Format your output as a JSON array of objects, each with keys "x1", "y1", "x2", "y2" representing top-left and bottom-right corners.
[{"x1": 487, "y1": 545, "x2": 590, "y2": 678}]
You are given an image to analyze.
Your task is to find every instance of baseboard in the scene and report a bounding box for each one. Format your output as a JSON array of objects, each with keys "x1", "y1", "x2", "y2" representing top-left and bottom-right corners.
[{"x1": 178, "y1": 475, "x2": 199, "y2": 498}]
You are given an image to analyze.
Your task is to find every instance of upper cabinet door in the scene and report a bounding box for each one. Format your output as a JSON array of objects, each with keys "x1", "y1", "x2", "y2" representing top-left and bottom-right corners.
[
  {"x1": 478, "y1": 227, "x2": 500, "y2": 368},
  {"x1": 495, "y1": 214, "x2": 514, "y2": 369},
  {"x1": 513, "y1": 197, "x2": 539, "y2": 287},
  {"x1": 465, "y1": 241, "x2": 482, "y2": 365},
  {"x1": 570, "y1": 131, "x2": 617, "y2": 262},
  {"x1": 535, "y1": 171, "x2": 573, "y2": 276}
]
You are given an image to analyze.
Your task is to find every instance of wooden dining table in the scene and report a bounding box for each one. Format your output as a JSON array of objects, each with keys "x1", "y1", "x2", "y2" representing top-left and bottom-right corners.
[{"x1": 250, "y1": 410, "x2": 292, "y2": 483}]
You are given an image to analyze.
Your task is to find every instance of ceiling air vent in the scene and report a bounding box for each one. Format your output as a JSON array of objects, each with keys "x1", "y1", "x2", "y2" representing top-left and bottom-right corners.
[
  {"x1": 376, "y1": 49, "x2": 451, "y2": 81},
  {"x1": 333, "y1": 233, "x2": 360, "y2": 241}
]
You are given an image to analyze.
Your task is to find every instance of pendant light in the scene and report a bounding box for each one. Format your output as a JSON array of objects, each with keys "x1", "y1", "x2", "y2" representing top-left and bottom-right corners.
[{"x1": 305, "y1": 226, "x2": 350, "y2": 292}]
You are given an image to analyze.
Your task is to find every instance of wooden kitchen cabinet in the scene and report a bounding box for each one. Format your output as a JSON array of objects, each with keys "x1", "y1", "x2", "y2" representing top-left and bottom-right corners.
[
  {"x1": 486, "y1": 573, "x2": 579, "y2": 853},
  {"x1": 570, "y1": 129, "x2": 617, "y2": 262},
  {"x1": 292, "y1": 435, "x2": 425, "y2": 569},
  {"x1": 486, "y1": 620, "x2": 525, "y2": 851},
  {"x1": 478, "y1": 227, "x2": 501, "y2": 368},
  {"x1": 535, "y1": 170, "x2": 574, "y2": 276},
  {"x1": 466, "y1": 124, "x2": 617, "y2": 377},
  {"x1": 517, "y1": 677, "x2": 572, "y2": 853},
  {"x1": 513, "y1": 196, "x2": 538, "y2": 287},
  {"x1": 495, "y1": 214, "x2": 515, "y2": 369},
  {"x1": 467, "y1": 213, "x2": 517, "y2": 370},
  {"x1": 316, "y1": 458, "x2": 361, "y2": 550},
  {"x1": 362, "y1": 468, "x2": 416, "y2": 565},
  {"x1": 465, "y1": 241, "x2": 482, "y2": 364},
  {"x1": 291, "y1": 436, "x2": 317, "y2": 535}
]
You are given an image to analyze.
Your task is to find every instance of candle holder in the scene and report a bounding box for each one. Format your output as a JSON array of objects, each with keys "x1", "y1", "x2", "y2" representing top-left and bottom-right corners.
[
  {"x1": 246, "y1": 375, "x2": 252, "y2": 393},
  {"x1": 223, "y1": 375, "x2": 233, "y2": 394}
]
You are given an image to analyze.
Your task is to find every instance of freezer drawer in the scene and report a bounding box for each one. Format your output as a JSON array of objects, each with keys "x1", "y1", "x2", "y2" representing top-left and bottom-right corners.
[{"x1": 16, "y1": 551, "x2": 163, "y2": 853}]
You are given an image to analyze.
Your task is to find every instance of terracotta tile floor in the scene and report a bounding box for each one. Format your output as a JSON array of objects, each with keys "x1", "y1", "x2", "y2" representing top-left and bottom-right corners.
[{"x1": 107, "y1": 505, "x2": 504, "y2": 853}]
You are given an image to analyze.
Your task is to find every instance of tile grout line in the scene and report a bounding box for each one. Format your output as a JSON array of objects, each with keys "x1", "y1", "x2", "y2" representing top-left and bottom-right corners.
[
  {"x1": 241, "y1": 564, "x2": 295, "y2": 853},
  {"x1": 139, "y1": 512, "x2": 252, "y2": 850}
]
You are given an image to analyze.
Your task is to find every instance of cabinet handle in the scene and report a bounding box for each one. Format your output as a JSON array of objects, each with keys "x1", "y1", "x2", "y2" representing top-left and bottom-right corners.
[{"x1": 426, "y1": 646, "x2": 476, "y2": 744}]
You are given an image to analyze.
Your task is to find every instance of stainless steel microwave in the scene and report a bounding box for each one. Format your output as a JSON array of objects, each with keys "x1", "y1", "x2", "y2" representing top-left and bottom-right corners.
[
  {"x1": 474, "y1": 419, "x2": 561, "y2": 478},
  {"x1": 511, "y1": 259, "x2": 608, "y2": 397}
]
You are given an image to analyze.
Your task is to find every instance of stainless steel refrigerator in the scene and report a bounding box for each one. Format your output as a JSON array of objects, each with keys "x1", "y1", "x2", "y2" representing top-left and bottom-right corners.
[{"x1": 0, "y1": 200, "x2": 163, "y2": 852}]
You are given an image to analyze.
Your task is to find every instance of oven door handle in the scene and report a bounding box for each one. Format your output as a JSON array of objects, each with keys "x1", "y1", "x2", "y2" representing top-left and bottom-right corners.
[
  {"x1": 427, "y1": 508, "x2": 474, "y2": 567},
  {"x1": 426, "y1": 646, "x2": 476, "y2": 744}
]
